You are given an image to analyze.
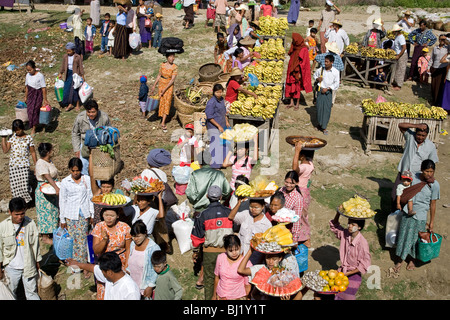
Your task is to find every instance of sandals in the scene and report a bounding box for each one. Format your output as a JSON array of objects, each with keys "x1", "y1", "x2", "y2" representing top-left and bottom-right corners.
[
  {"x1": 387, "y1": 267, "x2": 400, "y2": 278},
  {"x1": 195, "y1": 283, "x2": 204, "y2": 290},
  {"x1": 161, "y1": 125, "x2": 168, "y2": 133}
]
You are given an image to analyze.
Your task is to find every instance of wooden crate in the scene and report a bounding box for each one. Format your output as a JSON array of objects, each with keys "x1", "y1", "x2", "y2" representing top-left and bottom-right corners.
[{"x1": 360, "y1": 115, "x2": 442, "y2": 154}]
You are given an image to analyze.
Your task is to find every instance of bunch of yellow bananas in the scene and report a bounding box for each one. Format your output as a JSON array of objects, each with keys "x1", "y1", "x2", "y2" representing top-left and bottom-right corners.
[
  {"x1": 229, "y1": 85, "x2": 281, "y2": 119},
  {"x1": 102, "y1": 193, "x2": 128, "y2": 206},
  {"x1": 245, "y1": 60, "x2": 284, "y2": 83},
  {"x1": 262, "y1": 224, "x2": 293, "y2": 246},
  {"x1": 345, "y1": 42, "x2": 359, "y2": 54},
  {"x1": 254, "y1": 38, "x2": 286, "y2": 60},
  {"x1": 220, "y1": 123, "x2": 259, "y2": 142},
  {"x1": 259, "y1": 16, "x2": 289, "y2": 36},
  {"x1": 235, "y1": 184, "x2": 256, "y2": 197},
  {"x1": 361, "y1": 99, "x2": 447, "y2": 120},
  {"x1": 387, "y1": 30, "x2": 409, "y2": 40}
]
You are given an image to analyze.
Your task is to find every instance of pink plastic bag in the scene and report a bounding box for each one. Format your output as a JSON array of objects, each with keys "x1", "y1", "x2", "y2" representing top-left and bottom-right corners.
[{"x1": 376, "y1": 95, "x2": 387, "y2": 103}]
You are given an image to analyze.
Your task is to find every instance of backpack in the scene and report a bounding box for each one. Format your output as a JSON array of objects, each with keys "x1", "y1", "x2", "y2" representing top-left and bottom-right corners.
[{"x1": 84, "y1": 126, "x2": 120, "y2": 147}]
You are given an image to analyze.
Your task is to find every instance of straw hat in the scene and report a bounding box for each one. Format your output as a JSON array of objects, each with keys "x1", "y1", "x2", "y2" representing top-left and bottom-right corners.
[
  {"x1": 404, "y1": 10, "x2": 412, "y2": 16},
  {"x1": 392, "y1": 24, "x2": 403, "y2": 32},
  {"x1": 331, "y1": 19, "x2": 342, "y2": 27},
  {"x1": 229, "y1": 67, "x2": 244, "y2": 77},
  {"x1": 155, "y1": 13, "x2": 163, "y2": 18},
  {"x1": 373, "y1": 18, "x2": 382, "y2": 26},
  {"x1": 325, "y1": 42, "x2": 340, "y2": 54},
  {"x1": 236, "y1": 4, "x2": 248, "y2": 11},
  {"x1": 239, "y1": 36, "x2": 256, "y2": 46}
]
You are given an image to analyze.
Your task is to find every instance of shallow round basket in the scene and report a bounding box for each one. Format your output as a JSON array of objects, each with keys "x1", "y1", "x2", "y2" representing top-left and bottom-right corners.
[
  {"x1": 285, "y1": 135, "x2": 327, "y2": 150},
  {"x1": 136, "y1": 191, "x2": 161, "y2": 197},
  {"x1": 176, "y1": 111, "x2": 194, "y2": 127},
  {"x1": 39, "y1": 182, "x2": 62, "y2": 195},
  {"x1": 218, "y1": 72, "x2": 230, "y2": 82},
  {"x1": 174, "y1": 89, "x2": 206, "y2": 115},
  {"x1": 91, "y1": 196, "x2": 132, "y2": 209},
  {"x1": 198, "y1": 63, "x2": 222, "y2": 82},
  {"x1": 336, "y1": 206, "x2": 375, "y2": 220},
  {"x1": 196, "y1": 82, "x2": 214, "y2": 96}
]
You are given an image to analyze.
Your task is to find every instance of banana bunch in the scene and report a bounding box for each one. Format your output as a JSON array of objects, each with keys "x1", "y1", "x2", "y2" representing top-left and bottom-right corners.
[
  {"x1": 245, "y1": 60, "x2": 284, "y2": 83},
  {"x1": 387, "y1": 30, "x2": 409, "y2": 40},
  {"x1": 254, "y1": 38, "x2": 286, "y2": 60},
  {"x1": 102, "y1": 193, "x2": 128, "y2": 206},
  {"x1": 235, "y1": 184, "x2": 256, "y2": 197},
  {"x1": 362, "y1": 99, "x2": 447, "y2": 120},
  {"x1": 262, "y1": 224, "x2": 293, "y2": 246},
  {"x1": 220, "y1": 123, "x2": 258, "y2": 142},
  {"x1": 346, "y1": 44, "x2": 397, "y2": 60},
  {"x1": 345, "y1": 42, "x2": 359, "y2": 54},
  {"x1": 229, "y1": 85, "x2": 281, "y2": 119},
  {"x1": 259, "y1": 16, "x2": 289, "y2": 36}
]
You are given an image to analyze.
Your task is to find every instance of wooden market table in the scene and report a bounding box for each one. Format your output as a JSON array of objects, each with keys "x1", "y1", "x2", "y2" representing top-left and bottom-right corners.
[
  {"x1": 360, "y1": 114, "x2": 443, "y2": 155},
  {"x1": 342, "y1": 53, "x2": 398, "y2": 88}
]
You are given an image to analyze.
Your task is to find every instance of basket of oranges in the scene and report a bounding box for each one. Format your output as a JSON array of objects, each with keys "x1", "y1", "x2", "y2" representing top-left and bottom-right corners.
[{"x1": 317, "y1": 269, "x2": 349, "y2": 294}]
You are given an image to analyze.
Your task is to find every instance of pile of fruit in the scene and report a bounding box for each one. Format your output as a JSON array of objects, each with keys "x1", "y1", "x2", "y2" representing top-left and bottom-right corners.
[
  {"x1": 253, "y1": 38, "x2": 286, "y2": 60},
  {"x1": 130, "y1": 176, "x2": 165, "y2": 193},
  {"x1": 92, "y1": 193, "x2": 129, "y2": 206},
  {"x1": 304, "y1": 270, "x2": 349, "y2": 293},
  {"x1": 251, "y1": 224, "x2": 294, "y2": 250},
  {"x1": 244, "y1": 60, "x2": 284, "y2": 83},
  {"x1": 362, "y1": 99, "x2": 447, "y2": 120},
  {"x1": 229, "y1": 85, "x2": 282, "y2": 119},
  {"x1": 234, "y1": 183, "x2": 276, "y2": 198},
  {"x1": 219, "y1": 123, "x2": 258, "y2": 142},
  {"x1": 258, "y1": 16, "x2": 289, "y2": 36},
  {"x1": 251, "y1": 266, "x2": 302, "y2": 297},
  {"x1": 387, "y1": 30, "x2": 409, "y2": 40},
  {"x1": 339, "y1": 194, "x2": 376, "y2": 219},
  {"x1": 345, "y1": 43, "x2": 397, "y2": 59}
]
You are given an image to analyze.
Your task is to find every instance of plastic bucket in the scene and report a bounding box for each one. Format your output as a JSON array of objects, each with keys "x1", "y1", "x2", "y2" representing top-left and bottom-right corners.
[
  {"x1": 417, "y1": 233, "x2": 442, "y2": 262},
  {"x1": 15, "y1": 107, "x2": 28, "y2": 123}
]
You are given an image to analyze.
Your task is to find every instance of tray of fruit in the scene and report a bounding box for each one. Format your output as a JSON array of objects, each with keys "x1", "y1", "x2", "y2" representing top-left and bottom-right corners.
[
  {"x1": 302, "y1": 270, "x2": 349, "y2": 295},
  {"x1": 251, "y1": 266, "x2": 303, "y2": 297},
  {"x1": 337, "y1": 194, "x2": 376, "y2": 220},
  {"x1": 250, "y1": 224, "x2": 295, "y2": 254},
  {"x1": 91, "y1": 193, "x2": 131, "y2": 208},
  {"x1": 130, "y1": 176, "x2": 165, "y2": 195},
  {"x1": 285, "y1": 136, "x2": 327, "y2": 150},
  {"x1": 39, "y1": 182, "x2": 62, "y2": 195}
]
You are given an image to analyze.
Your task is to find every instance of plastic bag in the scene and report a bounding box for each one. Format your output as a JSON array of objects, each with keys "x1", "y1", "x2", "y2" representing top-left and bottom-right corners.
[
  {"x1": 248, "y1": 73, "x2": 259, "y2": 87},
  {"x1": 172, "y1": 218, "x2": 194, "y2": 254},
  {"x1": 79, "y1": 81, "x2": 93, "y2": 103},
  {"x1": 129, "y1": 32, "x2": 141, "y2": 50},
  {"x1": 55, "y1": 78, "x2": 64, "y2": 102},
  {"x1": 53, "y1": 227, "x2": 73, "y2": 260},
  {"x1": 376, "y1": 94, "x2": 387, "y2": 103},
  {"x1": 72, "y1": 73, "x2": 83, "y2": 89},
  {"x1": 172, "y1": 165, "x2": 193, "y2": 185},
  {"x1": 250, "y1": 175, "x2": 269, "y2": 191}
]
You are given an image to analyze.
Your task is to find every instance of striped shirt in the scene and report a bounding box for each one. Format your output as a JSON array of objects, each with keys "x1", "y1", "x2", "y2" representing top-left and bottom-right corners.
[
  {"x1": 315, "y1": 52, "x2": 344, "y2": 71},
  {"x1": 280, "y1": 187, "x2": 304, "y2": 242},
  {"x1": 229, "y1": 156, "x2": 253, "y2": 190},
  {"x1": 59, "y1": 174, "x2": 94, "y2": 223}
]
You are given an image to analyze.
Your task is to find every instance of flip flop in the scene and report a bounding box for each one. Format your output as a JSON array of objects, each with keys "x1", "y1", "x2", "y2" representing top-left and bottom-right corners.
[
  {"x1": 195, "y1": 283, "x2": 204, "y2": 290},
  {"x1": 323, "y1": 130, "x2": 329, "y2": 135}
]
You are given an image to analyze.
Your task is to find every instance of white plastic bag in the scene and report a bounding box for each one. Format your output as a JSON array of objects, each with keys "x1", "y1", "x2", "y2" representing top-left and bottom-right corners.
[
  {"x1": 0, "y1": 276, "x2": 15, "y2": 300},
  {"x1": 172, "y1": 165, "x2": 193, "y2": 185},
  {"x1": 79, "y1": 81, "x2": 93, "y2": 103},
  {"x1": 172, "y1": 218, "x2": 194, "y2": 254},
  {"x1": 129, "y1": 32, "x2": 141, "y2": 50},
  {"x1": 172, "y1": 199, "x2": 192, "y2": 220},
  {"x1": 72, "y1": 73, "x2": 83, "y2": 89}
]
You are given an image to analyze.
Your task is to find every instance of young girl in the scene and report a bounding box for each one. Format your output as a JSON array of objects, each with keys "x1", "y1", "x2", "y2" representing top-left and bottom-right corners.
[
  {"x1": 223, "y1": 135, "x2": 258, "y2": 190},
  {"x1": 214, "y1": 33, "x2": 230, "y2": 73},
  {"x1": 305, "y1": 28, "x2": 318, "y2": 65},
  {"x1": 418, "y1": 47, "x2": 431, "y2": 83},
  {"x1": 24, "y1": 60, "x2": 49, "y2": 136},
  {"x1": 59, "y1": 158, "x2": 94, "y2": 278},
  {"x1": 205, "y1": 0, "x2": 216, "y2": 28},
  {"x1": 1, "y1": 119, "x2": 37, "y2": 204},
  {"x1": 329, "y1": 211, "x2": 371, "y2": 300},
  {"x1": 139, "y1": 75, "x2": 149, "y2": 118},
  {"x1": 213, "y1": 235, "x2": 252, "y2": 300},
  {"x1": 107, "y1": 20, "x2": 116, "y2": 56},
  {"x1": 177, "y1": 123, "x2": 199, "y2": 167},
  {"x1": 151, "y1": 53, "x2": 178, "y2": 132},
  {"x1": 259, "y1": 0, "x2": 276, "y2": 17},
  {"x1": 84, "y1": 17, "x2": 96, "y2": 55},
  {"x1": 280, "y1": 171, "x2": 309, "y2": 247},
  {"x1": 292, "y1": 142, "x2": 314, "y2": 211}
]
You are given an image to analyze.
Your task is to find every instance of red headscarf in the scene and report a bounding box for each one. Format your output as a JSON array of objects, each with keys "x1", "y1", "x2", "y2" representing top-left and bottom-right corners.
[{"x1": 287, "y1": 33, "x2": 308, "y2": 81}]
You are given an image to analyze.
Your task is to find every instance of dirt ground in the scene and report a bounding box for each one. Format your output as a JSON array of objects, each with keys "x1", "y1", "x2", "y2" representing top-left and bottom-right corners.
[{"x1": 0, "y1": 4, "x2": 449, "y2": 300}]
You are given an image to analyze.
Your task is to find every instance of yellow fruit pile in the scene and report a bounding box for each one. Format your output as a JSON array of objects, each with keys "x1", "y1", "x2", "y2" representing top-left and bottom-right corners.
[
  {"x1": 340, "y1": 195, "x2": 376, "y2": 219},
  {"x1": 262, "y1": 224, "x2": 293, "y2": 246},
  {"x1": 362, "y1": 99, "x2": 448, "y2": 120},
  {"x1": 245, "y1": 60, "x2": 284, "y2": 83},
  {"x1": 229, "y1": 85, "x2": 282, "y2": 119},
  {"x1": 253, "y1": 38, "x2": 286, "y2": 60},
  {"x1": 235, "y1": 184, "x2": 256, "y2": 197},
  {"x1": 345, "y1": 43, "x2": 397, "y2": 59},
  {"x1": 387, "y1": 30, "x2": 409, "y2": 40},
  {"x1": 258, "y1": 16, "x2": 289, "y2": 36},
  {"x1": 319, "y1": 270, "x2": 349, "y2": 293},
  {"x1": 101, "y1": 193, "x2": 128, "y2": 206},
  {"x1": 220, "y1": 123, "x2": 258, "y2": 142}
]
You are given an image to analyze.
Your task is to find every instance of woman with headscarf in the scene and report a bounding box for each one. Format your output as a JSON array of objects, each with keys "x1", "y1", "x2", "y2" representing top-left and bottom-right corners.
[
  {"x1": 285, "y1": 33, "x2": 312, "y2": 110},
  {"x1": 58, "y1": 42, "x2": 84, "y2": 112},
  {"x1": 227, "y1": 23, "x2": 242, "y2": 48},
  {"x1": 141, "y1": 148, "x2": 172, "y2": 183}
]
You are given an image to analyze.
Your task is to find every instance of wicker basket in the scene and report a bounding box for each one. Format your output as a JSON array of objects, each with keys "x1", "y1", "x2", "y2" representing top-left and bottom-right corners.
[
  {"x1": 91, "y1": 145, "x2": 123, "y2": 181},
  {"x1": 174, "y1": 89, "x2": 206, "y2": 115},
  {"x1": 196, "y1": 82, "x2": 214, "y2": 96},
  {"x1": 434, "y1": 21, "x2": 444, "y2": 31},
  {"x1": 177, "y1": 111, "x2": 194, "y2": 127},
  {"x1": 444, "y1": 22, "x2": 450, "y2": 32},
  {"x1": 198, "y1": 63, "x2": 222, "y2": 82},
  {"x1": 218, "y1": 72, "x2": 231, "y2": 82}
]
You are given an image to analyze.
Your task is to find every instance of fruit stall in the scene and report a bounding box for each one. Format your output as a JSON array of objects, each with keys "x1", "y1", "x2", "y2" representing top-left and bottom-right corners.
[
  {"x1": 342, "y1": 44, "x2": 399, "y2": 87},
  {"x1": 359, "y1": 99, "x2": 447, "y2": 154}
]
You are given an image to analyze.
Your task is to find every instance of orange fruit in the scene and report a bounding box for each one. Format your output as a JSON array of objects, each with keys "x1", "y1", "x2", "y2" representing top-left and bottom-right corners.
[
  {"x1": 337, "y1": 272, "x2": 345, "y2": 278},
  {"x1": 334, "y1": 279, "x2": 343, "y2": 286},
  {"x1": 322, "y1": 285, "x2": 330, "y2": 292},
  {"x1": 319, "y1": 270, "x2": 327, "y2": 277},
  {"x1": 339, "y1": 284, "x2": 347, "y2": 292},
  {"x1": 328, "y1": 270, "x2": 338, "y2": 279},
  {"x1": 331, "y1": 285, "x2": 340, "y2": 292},
  {"x1": 328, "y1": 279, "x2": 335, "y2": 287},
  {"x1": 322, "y1": 275, "x2": 330, "y2": 282}
]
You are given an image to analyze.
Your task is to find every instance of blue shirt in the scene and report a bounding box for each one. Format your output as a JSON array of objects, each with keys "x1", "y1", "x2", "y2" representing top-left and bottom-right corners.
[
  {"x1": 408, "y1": 28, "x2": 437, "y2": 47},
  {"x1": 116, "y1": 12, "x2": 127, "y2": 26},
  {"x1": 205, "y1": 96, "x2": 227, "y2": 131},
  {"x1": 397, "y1": 129, "x2": 439, "y2": 175},
  {"x1": 405, "y1": 173, "x2": 440, "y2": 221}
]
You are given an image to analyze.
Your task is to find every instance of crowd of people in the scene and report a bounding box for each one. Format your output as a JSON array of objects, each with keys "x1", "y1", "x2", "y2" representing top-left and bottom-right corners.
[{"x1": 0, "y1": 0, "x2": 446, "y2": 302}]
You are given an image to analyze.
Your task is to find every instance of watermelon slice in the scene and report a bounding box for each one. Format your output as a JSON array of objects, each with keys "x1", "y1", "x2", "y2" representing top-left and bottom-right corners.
[{"x1": 254, "y1": 270, "x2": 303, "y2": 297}]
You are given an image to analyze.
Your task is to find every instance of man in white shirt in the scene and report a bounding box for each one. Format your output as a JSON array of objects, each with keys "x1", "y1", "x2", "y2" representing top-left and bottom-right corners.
[
  {"x1": 66, "y1": 252, "x2": 140, "y2": 300},
  {"x1": 324, "y1": 19, "x2": 349, "y2": 55},
  {"x1": 130, "y1": 192, "x2": 165, "y2": 236},
  {"x1": 313, "y1": 54, "x2": 340, "y2": 135}
]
